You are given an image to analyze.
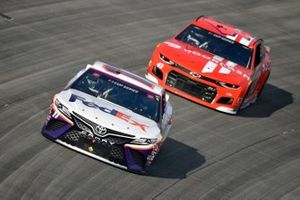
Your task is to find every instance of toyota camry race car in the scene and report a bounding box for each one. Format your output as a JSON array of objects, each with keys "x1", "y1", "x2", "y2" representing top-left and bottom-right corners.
[
  {"x1": 42, "y1": 61, "x2": 173, "y2": 173},
  {"x1": 146, "y1": 16, "x2": 271, "y2": 114}
]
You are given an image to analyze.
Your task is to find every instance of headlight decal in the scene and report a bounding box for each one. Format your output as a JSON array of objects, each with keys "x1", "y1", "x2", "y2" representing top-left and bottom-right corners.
[{"x1": 51, "y1": 96, "x2": 74, "y2": 125}]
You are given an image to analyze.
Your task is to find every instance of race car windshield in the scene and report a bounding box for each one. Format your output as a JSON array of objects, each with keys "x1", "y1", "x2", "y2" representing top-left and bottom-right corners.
[
  {"x1": 175, "y1": 25, "x2": 252, "y2": 67},
  {"x1": 70, "y1": 69, "x2": 161, "y2": 122}
]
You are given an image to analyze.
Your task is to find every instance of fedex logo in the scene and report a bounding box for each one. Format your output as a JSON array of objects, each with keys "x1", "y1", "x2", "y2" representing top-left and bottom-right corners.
[{"x1": 69, "y1": 94, "x2": 148, "y2": 132}]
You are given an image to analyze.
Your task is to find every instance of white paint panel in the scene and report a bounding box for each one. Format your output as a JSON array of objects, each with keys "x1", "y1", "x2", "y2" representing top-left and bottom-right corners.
[
  {"x1": 213, "y1": 55, "x2": 224, "y2": 62},
  {"x1": 239, "y1": 37, "x2": 252, "y2": 46},
  {"x1": 219, "y1": 67, "x2": 231, "y2": 74},
  {"x1": 226, "y1": 34, "x2": 238, "y2": 41},
  {"x1": 226, "y1": 61, "x2": 237, "y2": 68},
  {"x1": 202, "y1": 61, "x2": 217, "y2": 73}
]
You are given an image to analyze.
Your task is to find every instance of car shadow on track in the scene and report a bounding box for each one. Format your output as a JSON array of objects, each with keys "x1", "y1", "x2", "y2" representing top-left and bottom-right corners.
[
  {"x1": 238, "y1": 83, "x2": 293, "y2": 118},
  {"x1": 147, "y1": 137, "x2": 205, "y2": 179}
]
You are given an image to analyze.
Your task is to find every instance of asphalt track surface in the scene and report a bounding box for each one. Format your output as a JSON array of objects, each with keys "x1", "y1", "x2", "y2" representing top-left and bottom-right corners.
[{"x1": 0, "y1": 0, "x2": 300, "y2": 199}]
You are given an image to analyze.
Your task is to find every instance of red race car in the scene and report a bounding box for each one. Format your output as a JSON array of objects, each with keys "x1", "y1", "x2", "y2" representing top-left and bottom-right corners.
[{"x1": 146, "y1": 16, "x2": 271, "y2": 114}]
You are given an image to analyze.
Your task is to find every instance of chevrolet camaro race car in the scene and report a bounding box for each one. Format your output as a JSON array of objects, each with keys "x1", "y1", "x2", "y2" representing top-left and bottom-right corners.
[
  {"x1": 42, "y1": 61, "x2": 173, "y2": 173},
  {"x1": 146, "y1": 16, "x2": 271, "y2": 114}
]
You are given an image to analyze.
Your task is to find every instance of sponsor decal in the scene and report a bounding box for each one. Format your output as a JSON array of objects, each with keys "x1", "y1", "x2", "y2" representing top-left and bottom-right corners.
[
  {"x1": 69, "y1": 94, "x2": 148, "y2": 132},
  {"x1": 183, "y1": 48, "x2": 211, "y2": 60},
  {"x1": 108, "y1": 79, "x2": 138, "y2": 93}
]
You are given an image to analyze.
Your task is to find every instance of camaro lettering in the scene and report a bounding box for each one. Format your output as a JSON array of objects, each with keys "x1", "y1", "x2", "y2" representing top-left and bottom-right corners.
[{"x1": 69, "y1": 94, "x2": 148, "y2": 132}]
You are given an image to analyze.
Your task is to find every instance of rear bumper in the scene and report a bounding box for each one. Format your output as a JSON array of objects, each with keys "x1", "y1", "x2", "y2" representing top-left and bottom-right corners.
[{"x1": 42, "y1": 113, "x2": 156, "y2": 173}]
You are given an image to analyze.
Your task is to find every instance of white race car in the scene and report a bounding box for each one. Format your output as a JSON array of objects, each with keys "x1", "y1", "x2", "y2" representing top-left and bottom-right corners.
[{"x1": 42, "y1": 61, "x2": 173, "y2": 173}]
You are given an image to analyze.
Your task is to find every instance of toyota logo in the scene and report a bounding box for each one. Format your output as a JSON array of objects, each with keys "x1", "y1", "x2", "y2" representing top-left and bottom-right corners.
[{"x1": 94, "y1": 125, "x2": 107, "y2": 136}]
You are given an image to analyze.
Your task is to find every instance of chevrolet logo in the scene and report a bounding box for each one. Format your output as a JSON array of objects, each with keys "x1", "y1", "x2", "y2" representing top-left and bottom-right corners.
[{"x1": 189, "y1": 71, "x2": 202, "y2": 78}]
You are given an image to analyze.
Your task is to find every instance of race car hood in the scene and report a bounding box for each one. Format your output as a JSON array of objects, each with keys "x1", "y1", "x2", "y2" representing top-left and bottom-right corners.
[
  {"x1": 56, "y1": 89, "x2": 160, "y2": 139},
  {"x1": 158, "y1": 39, "x2": 251, "y2": 85}
]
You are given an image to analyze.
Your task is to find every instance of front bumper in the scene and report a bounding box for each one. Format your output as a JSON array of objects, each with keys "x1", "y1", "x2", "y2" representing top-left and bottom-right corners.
[
  {"x1": 42, "y1": 110, "x2": 158, "y2": 173},
  {"x1": 146, "y1": 63, "x2": 243, "y2": 114}
]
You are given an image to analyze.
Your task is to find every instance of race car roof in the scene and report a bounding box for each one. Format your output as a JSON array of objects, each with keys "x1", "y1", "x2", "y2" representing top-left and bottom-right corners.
[
  {"x1": 193, "y1": 16, "x2": 258, "y2": 48},
  {"x1": 87, "y1": 61, "x2": 164, "y2": 96}
]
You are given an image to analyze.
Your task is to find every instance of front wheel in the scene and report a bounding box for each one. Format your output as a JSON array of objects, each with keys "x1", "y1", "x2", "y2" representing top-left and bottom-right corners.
[
  {"x1": 238, "y1": 84, "x2": 252, "y2": 111},
  {"x1": 239, "y1": 73, "x2": 270, "y2": 112},
  {"x1": 257, "y1": 73, "x2": 270, "y2": 99}
]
